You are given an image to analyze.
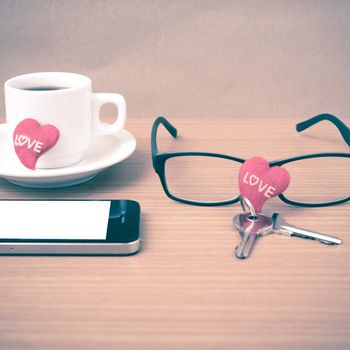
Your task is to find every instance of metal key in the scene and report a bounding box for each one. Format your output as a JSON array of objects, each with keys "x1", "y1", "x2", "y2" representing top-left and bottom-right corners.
[
  {"x1": 234, "y1": 212, "x2": 273, "y2": 259},
  {"x1": 269, "y1": 212, "x2": 342, "y2": 245}
]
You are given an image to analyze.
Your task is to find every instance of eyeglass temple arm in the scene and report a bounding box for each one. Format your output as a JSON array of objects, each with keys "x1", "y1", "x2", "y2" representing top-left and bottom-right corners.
[
  {"x1": 151, "y1": 116, "x2": 178, "y2": 156},
  {"x1": 296, "y1": 113, "x2": 350, "y2": 147}
]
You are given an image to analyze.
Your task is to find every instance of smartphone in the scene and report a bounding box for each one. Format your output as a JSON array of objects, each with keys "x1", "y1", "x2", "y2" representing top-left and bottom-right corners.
[{"x1": 0, "y1": 199, "x2": 141, "y2": 255}]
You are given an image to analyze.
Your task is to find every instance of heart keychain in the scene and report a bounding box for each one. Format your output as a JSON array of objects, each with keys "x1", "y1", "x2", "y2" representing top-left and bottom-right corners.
[
  {"x1": 238, "y1": 156, "x2": 290, "y2": 212},
  {"x1": 234, "y1": 156, "x2": 344, "y2": 260},
  {"x1": 13, "y1": 118, "x2": 60, "y2": 170}
]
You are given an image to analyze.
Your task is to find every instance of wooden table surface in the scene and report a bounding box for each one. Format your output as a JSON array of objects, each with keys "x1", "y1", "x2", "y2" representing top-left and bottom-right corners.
[{"x1": 0, "y1": 117, "x2": 349, "y2": 350}]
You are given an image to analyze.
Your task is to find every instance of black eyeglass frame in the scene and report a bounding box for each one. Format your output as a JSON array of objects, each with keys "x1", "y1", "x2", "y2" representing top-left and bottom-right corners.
[{"x1": 151, "y1": 114, "x2": 350, "y2": 207}]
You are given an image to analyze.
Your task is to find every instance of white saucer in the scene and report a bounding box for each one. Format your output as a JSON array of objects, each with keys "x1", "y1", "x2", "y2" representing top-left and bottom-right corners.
[{"x1": 0, "y1": 124, "x2": 136, "y2": 188}]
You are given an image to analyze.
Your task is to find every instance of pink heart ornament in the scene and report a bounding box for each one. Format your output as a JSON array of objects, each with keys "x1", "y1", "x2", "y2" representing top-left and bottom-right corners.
[
  {"x1": 13, "y1": 118, "x2": 60, "y2": 170},
  {"x1": 238, "y1": 156, "x2": 290, "y2": 212}
]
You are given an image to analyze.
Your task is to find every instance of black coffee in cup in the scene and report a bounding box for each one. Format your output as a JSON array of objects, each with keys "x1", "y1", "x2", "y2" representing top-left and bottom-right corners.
[{"x1": 22, "y1": 86, "x2": 68, "y2": 91}]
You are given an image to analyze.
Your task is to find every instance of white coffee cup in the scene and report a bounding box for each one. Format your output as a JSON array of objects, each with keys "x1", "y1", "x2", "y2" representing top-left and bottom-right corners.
[{"x1": 4, "y1": 72, "x2": 126, "y2": 169}]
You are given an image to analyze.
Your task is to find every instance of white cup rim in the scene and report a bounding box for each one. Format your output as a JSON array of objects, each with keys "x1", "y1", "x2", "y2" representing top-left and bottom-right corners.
[{"x1": 4, "y1": 72, "x2": 91, "y2": 94}]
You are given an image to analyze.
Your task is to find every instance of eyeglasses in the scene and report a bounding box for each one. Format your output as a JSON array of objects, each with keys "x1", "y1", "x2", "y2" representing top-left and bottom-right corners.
[{"x1": 151, "y1": 114, "x2": 350, "y2": 207}]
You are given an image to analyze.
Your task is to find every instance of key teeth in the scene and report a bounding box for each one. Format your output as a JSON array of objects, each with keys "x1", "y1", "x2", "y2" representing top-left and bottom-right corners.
[{"x1": 320, "y1": 238, "x2": 342, "y2": 245}]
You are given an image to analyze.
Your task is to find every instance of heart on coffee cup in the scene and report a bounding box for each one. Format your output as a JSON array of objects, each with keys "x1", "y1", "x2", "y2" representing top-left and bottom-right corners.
[
  {"x1": 13, "y1": 118, "x2": 60, "y2": 170},
  {"x1": 238, "y1": 156, "x2": 290, "y2": 212}
]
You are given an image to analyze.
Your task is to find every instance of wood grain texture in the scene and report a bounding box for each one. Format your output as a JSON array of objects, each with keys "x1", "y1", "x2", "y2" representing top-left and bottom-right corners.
[{"x1": 0, "y1": 117, "x2": 349, "y2": 350}]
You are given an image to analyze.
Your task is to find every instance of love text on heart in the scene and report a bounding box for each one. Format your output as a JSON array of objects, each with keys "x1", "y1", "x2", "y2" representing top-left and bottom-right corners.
[
  {"x1": 242, "y1": 171, "x2": 276, "y2": 198},
  {"x1": 14, "y1": 134, "x2": 43, "y2": 154}
]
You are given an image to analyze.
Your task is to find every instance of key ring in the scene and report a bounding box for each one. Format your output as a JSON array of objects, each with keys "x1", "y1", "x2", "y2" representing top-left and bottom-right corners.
[{"x1": 239, "y1": 196, "x2": 257, "y2": 219}]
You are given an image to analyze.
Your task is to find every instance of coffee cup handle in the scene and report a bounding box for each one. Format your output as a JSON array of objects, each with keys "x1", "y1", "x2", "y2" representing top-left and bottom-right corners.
[{"x1": 92, "y1": 93, "x2": 126, "y2": 135}]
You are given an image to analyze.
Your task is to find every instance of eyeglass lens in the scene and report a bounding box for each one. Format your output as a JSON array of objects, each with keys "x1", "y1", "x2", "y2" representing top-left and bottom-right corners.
[
  {"x1": 282, "y1": 156, "x2": 350, "y2": 204},
  {"x1": 164, "y1": 155, "x2": 241, "y2": 203}
]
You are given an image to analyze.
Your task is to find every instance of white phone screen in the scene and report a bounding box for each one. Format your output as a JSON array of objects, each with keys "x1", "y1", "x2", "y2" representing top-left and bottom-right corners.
[{"x1": 0, "y1": 201, "x2": 111, "y2": 240}]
